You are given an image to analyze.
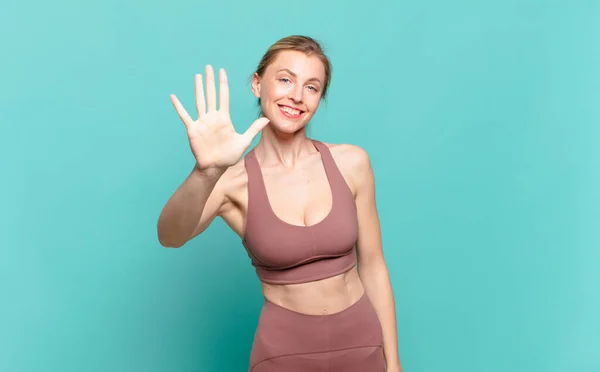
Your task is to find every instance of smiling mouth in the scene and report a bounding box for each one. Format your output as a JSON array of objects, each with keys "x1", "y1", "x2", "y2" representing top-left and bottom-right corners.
[{"x1": 278, "y1": 105, "x2": 305, "y2": 119}]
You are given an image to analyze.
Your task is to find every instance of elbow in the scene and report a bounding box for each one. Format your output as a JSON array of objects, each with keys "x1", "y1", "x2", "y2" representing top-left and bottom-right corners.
[
  {"x1": 157, "y1": 218, "x2": 187, "y2": 248},
  {"x1": 157, "y1": 230, "x2": 186, "y2": 248},
  {"x1": 159, "y1": 239, "x2": 183, "y2": 248},
  {"x1": 358, "y1": 256, "x2": 389, "y2": 277}
]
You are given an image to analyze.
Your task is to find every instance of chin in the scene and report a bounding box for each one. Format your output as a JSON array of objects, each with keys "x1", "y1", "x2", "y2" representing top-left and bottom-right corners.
[{"x1": 268, "y1": 119, "x2": 308, "y2": 134}]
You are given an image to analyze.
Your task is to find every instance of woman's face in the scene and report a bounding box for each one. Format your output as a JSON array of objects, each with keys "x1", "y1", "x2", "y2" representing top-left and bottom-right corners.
[{"x1": 252, "y1": 50, "x2": 326, "y2": 134}]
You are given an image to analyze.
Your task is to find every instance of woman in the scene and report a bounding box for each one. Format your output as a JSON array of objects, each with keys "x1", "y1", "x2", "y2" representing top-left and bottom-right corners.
[{"x1": 157, "y1": 35, "x2": 403, "y2": 372}]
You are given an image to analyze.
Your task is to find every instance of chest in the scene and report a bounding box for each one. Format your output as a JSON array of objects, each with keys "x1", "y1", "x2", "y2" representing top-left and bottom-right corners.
[{"x1": 260, "y1": 163, "x2": 333, "y2": 227}]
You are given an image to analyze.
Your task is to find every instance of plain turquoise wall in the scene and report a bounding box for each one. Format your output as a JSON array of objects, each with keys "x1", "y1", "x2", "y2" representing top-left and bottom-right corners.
[{"x1": 2, "y1": 0, "x2": 599, "y2": 371}]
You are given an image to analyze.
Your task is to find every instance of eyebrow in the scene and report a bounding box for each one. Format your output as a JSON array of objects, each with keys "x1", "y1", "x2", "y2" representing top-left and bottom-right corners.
[{"x1": 277, "y1": 68, "x2": 322, "y2": 84}]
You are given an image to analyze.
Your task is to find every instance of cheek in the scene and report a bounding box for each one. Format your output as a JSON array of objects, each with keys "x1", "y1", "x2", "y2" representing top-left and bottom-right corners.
[
  {"x1": 262, "y1": 82, "x2": 287, "y2": 99},
  {"x1": 274, "y1": 83, "x2": 293, "y2": 98},
  {"x1": 306, "y1": 94, "x2": 322, "y2": 110}
]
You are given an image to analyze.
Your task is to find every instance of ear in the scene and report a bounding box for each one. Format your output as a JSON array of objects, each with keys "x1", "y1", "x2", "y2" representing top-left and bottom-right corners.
[{"x1": 251, "y1": 72, "x2": 261, "y2": 98}]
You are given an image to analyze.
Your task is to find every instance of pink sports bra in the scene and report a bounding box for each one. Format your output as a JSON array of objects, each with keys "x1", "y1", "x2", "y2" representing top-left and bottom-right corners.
[{"x1": 242, "y1": 140, "x2": 358, "y2": 285}]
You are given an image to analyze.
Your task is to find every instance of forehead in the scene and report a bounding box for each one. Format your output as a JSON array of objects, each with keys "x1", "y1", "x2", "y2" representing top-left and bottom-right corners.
[{"x1": 267, "y1": 50, "x2": 326, "y2": 80}]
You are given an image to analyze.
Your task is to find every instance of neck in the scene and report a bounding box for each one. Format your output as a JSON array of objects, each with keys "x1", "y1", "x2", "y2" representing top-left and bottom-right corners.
[{"x1": 255, "y1": 125, "x2": 315, "y2": 168}]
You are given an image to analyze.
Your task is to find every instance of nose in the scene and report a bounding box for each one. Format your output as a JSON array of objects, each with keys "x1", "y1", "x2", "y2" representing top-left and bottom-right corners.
[{"x1": 289, "y1": 84, "x2": 303, "y2": 103}]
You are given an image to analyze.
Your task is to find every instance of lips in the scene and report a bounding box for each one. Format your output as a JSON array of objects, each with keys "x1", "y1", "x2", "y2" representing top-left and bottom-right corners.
[{"x1": 278, "y1": 104, "x2": 305, "y2": 119}]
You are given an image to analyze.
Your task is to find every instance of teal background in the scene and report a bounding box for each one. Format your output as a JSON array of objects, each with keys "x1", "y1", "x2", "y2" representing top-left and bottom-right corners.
[{"x1": 1, "y1": 0, "x2": 598, "y2": 371}]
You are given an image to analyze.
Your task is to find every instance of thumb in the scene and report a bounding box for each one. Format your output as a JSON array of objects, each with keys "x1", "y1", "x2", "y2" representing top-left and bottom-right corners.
[{"x1": 243, "y1": 117, "x2": 270, "y2": 142}]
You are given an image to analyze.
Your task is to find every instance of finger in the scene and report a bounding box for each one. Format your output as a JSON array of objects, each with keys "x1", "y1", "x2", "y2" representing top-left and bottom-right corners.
[
  {"x1": 219, "y1": 68, "x2": 229, "y2": 113},
  {"x1": 242, "y1": 117, "x2": 270, "y2": 142},
  {"x1": 170, "y1": 94, "x2": 193, "y2": 129},
  {"x1": 194, "y1": 74, "x2": 206, "y2": 119},
  {"x1": 205, "y1": 65, "x2": 217, "y2": 112}
]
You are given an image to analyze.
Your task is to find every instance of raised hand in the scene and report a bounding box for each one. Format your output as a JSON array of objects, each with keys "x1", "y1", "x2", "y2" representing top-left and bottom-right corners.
[{"x1": 170, "y1": 65, "x2": 269, "y2": 171}]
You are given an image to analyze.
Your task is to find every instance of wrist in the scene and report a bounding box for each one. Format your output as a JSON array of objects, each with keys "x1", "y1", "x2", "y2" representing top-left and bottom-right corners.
[{"x1": 193, "y1": 164, "x2": 227, "y2": 178}]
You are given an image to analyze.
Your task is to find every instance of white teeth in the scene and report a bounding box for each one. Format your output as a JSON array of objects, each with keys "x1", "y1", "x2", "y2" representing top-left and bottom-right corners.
[{"x1": 281, "y1": 106, "x2": 300, "y2": 116}]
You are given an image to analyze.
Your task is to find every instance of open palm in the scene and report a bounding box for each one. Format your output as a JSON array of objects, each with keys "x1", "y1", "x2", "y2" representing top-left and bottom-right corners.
[{"x1": 170, "y1": 65, "x2": 269, "y2": 171}]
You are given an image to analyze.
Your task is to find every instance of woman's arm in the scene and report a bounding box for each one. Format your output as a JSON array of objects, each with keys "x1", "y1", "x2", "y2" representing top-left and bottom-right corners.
[
  {"x1": 157, "y1": 166, "x2": 227, "y2": 248},
  {"x1": 348, "y1": 146, "x2": 403, "y2": 372}
]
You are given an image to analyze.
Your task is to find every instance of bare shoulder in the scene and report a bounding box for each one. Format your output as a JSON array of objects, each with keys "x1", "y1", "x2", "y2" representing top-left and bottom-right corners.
[
  {"x1": 325, "y1": 142, "x2": 371, "y2": 168},
  {"x1": 320, "y1": 142, "x2": 373, "y2": 196}
]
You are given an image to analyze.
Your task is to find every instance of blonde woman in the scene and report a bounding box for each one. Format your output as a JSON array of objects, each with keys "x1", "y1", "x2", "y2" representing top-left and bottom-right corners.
[{"x1": 158, "y1": 35, "x2": 402, "y2": 372}]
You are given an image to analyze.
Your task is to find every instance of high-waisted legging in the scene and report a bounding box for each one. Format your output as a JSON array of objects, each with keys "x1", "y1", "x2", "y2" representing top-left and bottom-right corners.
[{"x1": 249, "y1": 292, "x2": 384, "y2": 372}]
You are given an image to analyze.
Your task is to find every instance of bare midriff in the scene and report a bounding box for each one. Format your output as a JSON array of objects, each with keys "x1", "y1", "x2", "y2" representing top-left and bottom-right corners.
[{"x1": 260, "y1": 265, "x2": 365, "y2": 315}]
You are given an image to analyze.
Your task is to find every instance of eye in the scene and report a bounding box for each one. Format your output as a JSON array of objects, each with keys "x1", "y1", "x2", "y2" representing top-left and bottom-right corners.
[
  {"x1": 307, "y1": 86, "x2": 318, "y2": 92},
  {"x1": 279, "y1": 78, "x2": 291, "y2": 83}
]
